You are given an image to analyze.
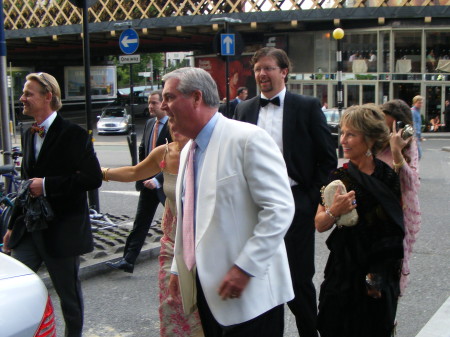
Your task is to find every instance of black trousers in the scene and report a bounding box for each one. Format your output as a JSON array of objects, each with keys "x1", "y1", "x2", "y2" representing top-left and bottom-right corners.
[
  {"x1": 12, "y1": 231, "x2": 83, "y2": 337},
  {"x1": 123, "y1": 187, "x2": 160, "y2": 264},
  {"x1": 284, "y1": 186, "x2": 319, "y2": 337},
  {"x1": 196, "y1": 274, "x2": 285, "y2": 337}
]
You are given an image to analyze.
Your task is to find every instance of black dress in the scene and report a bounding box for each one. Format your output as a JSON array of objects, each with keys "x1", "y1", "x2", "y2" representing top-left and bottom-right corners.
[{"x1": 317, "y1": 159, "x2": 404, "y2": 337}]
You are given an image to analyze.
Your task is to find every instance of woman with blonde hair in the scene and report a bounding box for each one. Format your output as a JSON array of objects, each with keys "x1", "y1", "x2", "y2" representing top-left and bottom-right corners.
[
  {"x1": 315, "y1": 104, "x2": 404, "y2": 337},
  {"x1": 102, "y1": 123, "x2": 203, "y2": 337}
]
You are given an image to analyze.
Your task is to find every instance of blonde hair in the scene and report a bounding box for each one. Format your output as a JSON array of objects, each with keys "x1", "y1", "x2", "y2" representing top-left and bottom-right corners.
[
  {"x1": 340, "y1": 104, "x2": 390, "y2": 155},
  {"x1": 26, "y1": 72, "x2": 62, "y2": 111},
  {"x1": 412, "y1": 95, "x2": 423, "y2": 105}
]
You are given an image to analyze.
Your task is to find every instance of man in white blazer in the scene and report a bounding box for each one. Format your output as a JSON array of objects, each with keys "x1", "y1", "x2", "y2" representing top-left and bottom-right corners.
[{"x1": 163, "y1": 67, "x2": 295, "y2": 336}]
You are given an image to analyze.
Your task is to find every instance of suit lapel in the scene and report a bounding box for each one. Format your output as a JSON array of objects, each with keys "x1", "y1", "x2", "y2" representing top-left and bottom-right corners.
[
  {"x1": 282, "y1": 91, "x2": 296, "y2": 161},
  {"x1": 246, "y1": 97, "x2": 261, "y2": 124},
  {"x1": 145, "y1": 118, "x2": 156, "y2": 156}
]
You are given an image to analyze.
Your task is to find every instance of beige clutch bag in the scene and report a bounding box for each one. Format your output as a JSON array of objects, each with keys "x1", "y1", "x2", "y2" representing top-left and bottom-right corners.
[{"x1": 322, "y1": 180, "x2": 358, "y2": 227}]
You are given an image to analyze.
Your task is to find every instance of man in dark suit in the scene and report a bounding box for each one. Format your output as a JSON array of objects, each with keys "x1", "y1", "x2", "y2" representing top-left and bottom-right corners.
[
  {"x1": 3, "y1": 72, "x2": 102, "y2": 337},
  {"x1": 235, "y1": 47, "x2": 337, "y2": 337},
  {"x1": 106, "y1": 90, "x2": 171, "y2": 273},
  {"x1": 228, "y1": 86, "x2": 248, "y2": 118}
]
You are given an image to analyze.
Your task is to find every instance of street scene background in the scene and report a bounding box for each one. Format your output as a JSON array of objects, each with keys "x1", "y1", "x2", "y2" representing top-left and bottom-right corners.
[{"x1": 5, "y1": 112, "x2": 450, "y2": 337}]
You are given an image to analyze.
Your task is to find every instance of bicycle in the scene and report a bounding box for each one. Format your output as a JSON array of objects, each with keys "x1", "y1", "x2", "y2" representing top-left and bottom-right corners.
[{"x1": 0, "y1": 146, "x2": 23, "y2": 247}]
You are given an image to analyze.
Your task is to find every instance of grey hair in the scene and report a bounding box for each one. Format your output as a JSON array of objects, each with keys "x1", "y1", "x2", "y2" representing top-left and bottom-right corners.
[{"x1": 162, "y1": 67, "x2": 220, "y2": 108}]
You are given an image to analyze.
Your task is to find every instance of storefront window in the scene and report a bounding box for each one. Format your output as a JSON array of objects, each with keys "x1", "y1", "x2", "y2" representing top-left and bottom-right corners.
[
  {"x1": 341, "y1": 32, "x2": 377, "y2": 73},
  {"x1": 425, "y1": 31, "x2": 450, "y2": 74},
  {"x1": 347, "y1": 85, "x2": 360, "y2": 106},
  {"x1": 393, "y1": 31, "x2": 421, "y2": 73},
  {"x1": 363, "y1": 85, "x2": 376, "y2": 104},
  {"x1": 317, "y1": 84, "x2": 328, "y2": 107}
]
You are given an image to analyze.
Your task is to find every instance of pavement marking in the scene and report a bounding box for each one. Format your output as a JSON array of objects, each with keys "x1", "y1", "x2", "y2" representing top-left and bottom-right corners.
[
  {"x1": 415, "y1": 295, "x2": 450, "y2": 337},
  {"x1": 100, "y1": 190, "x2": 140, "y2": 196}
]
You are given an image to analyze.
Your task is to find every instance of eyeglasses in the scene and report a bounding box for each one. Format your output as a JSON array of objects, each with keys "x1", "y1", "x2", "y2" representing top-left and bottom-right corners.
[
  {"x1": 37, "y1": 72, "x2": 53, "y2": 93},
  {"x1": 253, "y1": 66, "x2": 280, "y2": 74}
]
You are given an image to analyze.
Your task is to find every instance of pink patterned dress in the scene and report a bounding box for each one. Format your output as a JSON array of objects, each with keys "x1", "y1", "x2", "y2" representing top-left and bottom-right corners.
[
  {"x1": 158, "y1": 146, "x2": 203, "y2": 337},
  {"x1": 377, "y1": 139, "x2": 421, "y2": 295}
]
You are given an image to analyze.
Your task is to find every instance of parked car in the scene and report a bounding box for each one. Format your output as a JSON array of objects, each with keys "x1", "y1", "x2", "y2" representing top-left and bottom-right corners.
[
  {"x1": 0, "y1": 253, "x2": 56, "y2": 336},
  {"x1": 323, "y1": 108, "x2": 342, "y2": 144},
  {"x1": 97, "y1": 107, "x2": 131, "y2": 135}
]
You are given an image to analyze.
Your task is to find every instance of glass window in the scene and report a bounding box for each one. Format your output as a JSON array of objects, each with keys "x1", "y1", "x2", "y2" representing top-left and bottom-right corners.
[
  {"x1": 379, "y1": 82, "x2": 390, "y2": 104},
  {"x1": 317, "y1": 84, "x2": 328, "y2": 107},
  {"x1": 362, "y1": 85, "x2": 376, "y2": 104},
  {"x1": 290, "y1": 33, "x2": 314, "y2": 73},
  {"x1": 315, "y1": 32, "x2": 331, "y2": 73},
  {"x1": 426, "y1": 31, "x2": 450, "y2": 74},
  {"x1": 303, "y1": 84, "x2": 313, "y2": 97},
  {"x1": 346, "y1": 85, "x2": 360, "y2": 107},
  {"x1": 394, "y1": 31, "x2": 421, "y2": 73},
  {"x1": 341, "y1": 32, "x2": 377, "y2": 73}
]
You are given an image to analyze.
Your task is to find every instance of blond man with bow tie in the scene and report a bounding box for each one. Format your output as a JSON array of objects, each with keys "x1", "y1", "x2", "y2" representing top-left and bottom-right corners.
[{"x1": 3, "y1": 72, "x2": 102, "y2": 337}]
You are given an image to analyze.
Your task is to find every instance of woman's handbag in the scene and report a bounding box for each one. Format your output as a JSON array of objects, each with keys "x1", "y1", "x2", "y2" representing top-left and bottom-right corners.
[{"x1": 322, "y1": 180, "x2": 358, "y2": 227}]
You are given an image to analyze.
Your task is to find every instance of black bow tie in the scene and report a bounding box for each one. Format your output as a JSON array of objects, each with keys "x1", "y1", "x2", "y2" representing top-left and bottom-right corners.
[{"x1": 260, "y1": 96, "x2": 280, "y2": 107}]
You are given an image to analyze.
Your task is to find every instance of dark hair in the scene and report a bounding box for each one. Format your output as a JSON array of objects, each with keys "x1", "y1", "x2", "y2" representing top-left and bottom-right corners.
[
  {"x1": 237, "y1": 87, "x2": 247, "y2": 95},
  {"x1": 381, "y1": 99, "x2": 413, "y2": 163},
  {"x1": 251, "y1": 47, "x2": 292, "y2": 83},
  {"x1": 381, "y1": 99, "x2": 413, "y2": 125}
]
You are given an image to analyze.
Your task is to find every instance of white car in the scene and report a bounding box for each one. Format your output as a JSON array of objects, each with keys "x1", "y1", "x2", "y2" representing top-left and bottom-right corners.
[
  {"x1": 97, "y1": 107, "x2": 131, "y2": 135},
  {"x1": 0, "y1": 253, "x2": 56, "y2": 337}
]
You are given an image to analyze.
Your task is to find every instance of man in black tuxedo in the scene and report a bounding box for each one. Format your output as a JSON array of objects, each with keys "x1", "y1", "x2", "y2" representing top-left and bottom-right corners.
[
  {"x1": 235, "y1": 47, "x2": 337, "y2": 337},
  {"x1": 106, "y1": 90, "x2": 171, "y2": 273},
  {"x1": 3, "y1": 72, "x2": 102, "y2": 337}
]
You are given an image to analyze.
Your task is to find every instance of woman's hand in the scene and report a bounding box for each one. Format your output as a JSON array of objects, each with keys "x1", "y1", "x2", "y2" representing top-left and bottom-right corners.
[
  {"x1": 330, "y1": 185, "x2": 356, "y2": 217},
  {"x1": 390, "y1": 120, "x2": 412, "y2": 169}
]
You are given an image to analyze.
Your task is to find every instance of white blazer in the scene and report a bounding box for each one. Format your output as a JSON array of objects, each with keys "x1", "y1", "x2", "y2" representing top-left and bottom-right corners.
[{"x1": 172, "y1": 114, "x2": 295, "y2": 326}]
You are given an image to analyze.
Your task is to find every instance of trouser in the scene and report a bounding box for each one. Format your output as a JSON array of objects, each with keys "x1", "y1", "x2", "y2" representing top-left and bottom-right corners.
[
  {"x1": 285, "y1": 186, "x2": 319, "y2": 337},
  {"x1": 12, "y1": 231, "x2": 83, "y2": 337},
  {"x1": 123, "y1": 187, "x2": 160, "y2": 264},
  {"x1": 196, "y1": 274, "x2": 285, "y2": 337}
]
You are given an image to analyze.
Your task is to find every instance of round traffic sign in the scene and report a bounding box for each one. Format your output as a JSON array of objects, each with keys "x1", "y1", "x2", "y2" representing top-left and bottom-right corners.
[{"x1": 119, "y1": 29, "x2": 139, "y2": 55}]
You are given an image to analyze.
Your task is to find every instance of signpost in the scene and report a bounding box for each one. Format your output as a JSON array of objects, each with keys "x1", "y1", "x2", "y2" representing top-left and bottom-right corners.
[
  {"x1": 119, "y1": 28, "x2": 139, "y2": 166},
  {"x1": 119, "y1": 29, "x2": 139, "y2": 54},
  {"x1": 221, "y1": 34, "x2": 235, "y2": 56}
]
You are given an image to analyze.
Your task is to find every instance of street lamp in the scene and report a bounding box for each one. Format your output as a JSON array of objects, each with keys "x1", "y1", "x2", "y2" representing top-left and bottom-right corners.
[{"x1": 333, "y1": 28, "x2": 345, "y2": 158}]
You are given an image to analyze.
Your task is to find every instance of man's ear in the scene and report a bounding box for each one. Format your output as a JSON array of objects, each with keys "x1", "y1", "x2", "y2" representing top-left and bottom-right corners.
[
  {"x1": 192, "y1": 90, "x2": 202, "y2": 106},
  {"x1": 45, "y1": 91, "x2": 53, "y2": 103}
]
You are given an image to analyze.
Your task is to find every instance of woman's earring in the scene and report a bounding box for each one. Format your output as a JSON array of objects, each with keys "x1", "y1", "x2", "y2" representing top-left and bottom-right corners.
[{"x1": 365, "y1": 149, "x2": 372, "y2": 157}]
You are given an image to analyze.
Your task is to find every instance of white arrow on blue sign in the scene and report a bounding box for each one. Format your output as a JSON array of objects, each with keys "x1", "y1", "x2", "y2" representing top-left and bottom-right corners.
[
  {"x1": 221, "y1": 33, "x2": 235, "y2": 56},
  {"x1": 119, "y1": 29, "x2": 139, "y2": 55}
]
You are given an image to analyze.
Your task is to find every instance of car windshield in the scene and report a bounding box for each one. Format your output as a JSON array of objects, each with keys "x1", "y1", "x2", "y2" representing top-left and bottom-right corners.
[
  {"x1": 324, "y1": 110, "x2": 340, "y2": 123},
  {"x1": 103, "y1": 109, "x2": 125, "y2": 118}
]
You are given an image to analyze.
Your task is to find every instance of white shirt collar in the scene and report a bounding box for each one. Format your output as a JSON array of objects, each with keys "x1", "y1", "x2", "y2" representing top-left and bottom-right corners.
[{"x1": 39, "y1": 111, "x2": 57, "y2": 132}]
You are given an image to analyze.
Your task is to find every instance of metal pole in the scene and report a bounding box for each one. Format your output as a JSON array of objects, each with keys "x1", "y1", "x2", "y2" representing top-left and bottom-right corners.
[
  {"x1": 128, "y1": 63, "x2": 137, "y2": 165},
  {"x1": 336, "y1": 38, "x2": 344, "y2": 158},
  {"x1": 82, "y1": 0, "x2": 100, "y2": 211},
  {"x1": 9, "y1": 62, "x2": 16, "y2": 141},
  {"x1": 0, "y1": 0, "x2": 12, "y2": 164},
  {"x1": 225, "y1": 22, "x2": 230, "y2": 117}
]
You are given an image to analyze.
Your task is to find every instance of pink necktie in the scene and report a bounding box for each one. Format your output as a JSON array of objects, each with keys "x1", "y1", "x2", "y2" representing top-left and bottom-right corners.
[{"x1": 183, "y1": 141, "x2": 197, "y2": 270}]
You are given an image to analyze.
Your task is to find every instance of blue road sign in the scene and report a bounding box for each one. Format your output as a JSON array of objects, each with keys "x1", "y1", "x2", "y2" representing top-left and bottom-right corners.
[
  {"x1": 221, "y1": 34, "x2": 235, "y2": 56},
  {"x1": 119, "y1": 29, "x2": 139, "y2": 55}
]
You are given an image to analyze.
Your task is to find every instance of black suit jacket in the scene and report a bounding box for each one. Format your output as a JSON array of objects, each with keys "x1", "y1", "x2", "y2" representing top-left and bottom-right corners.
[
  {"x1": 9, "y1": 114, "x2": 102, "y2": 257},
  {"x1": 135, "y1": 117, "x2": 172, "y2": 191},
  {"x1": 235, "y1": 91, "x2": 337, "y2": 206}
]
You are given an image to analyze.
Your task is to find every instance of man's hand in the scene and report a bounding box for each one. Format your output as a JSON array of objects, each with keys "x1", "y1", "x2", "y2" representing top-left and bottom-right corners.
[
  {"x1": 168, "y1": 274, "x2": 180, "y2": 300},
  {"x1": 218, "y1": 265, "x2": 251, "y2": 300},
  {"x1": 29, "y1": 178, "x2": 44, "y2": 197},
  {"x1": 2, "y1": 229, "x2": 12, "y2": 253},
  {"x1": 143, "y1": 179, "x2": 156, "y2": 190}
]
